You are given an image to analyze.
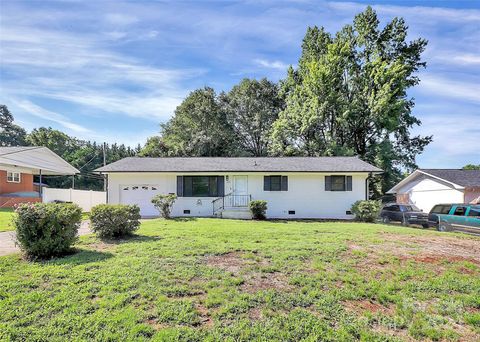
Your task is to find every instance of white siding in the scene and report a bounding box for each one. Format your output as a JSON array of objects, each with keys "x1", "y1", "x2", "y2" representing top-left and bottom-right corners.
[
  {"x1": 396, "y1": 177, "x2": 464, "y2": 213},
  {"x1": 107, "y1": 172, "x2": 369, "y2": 219}
]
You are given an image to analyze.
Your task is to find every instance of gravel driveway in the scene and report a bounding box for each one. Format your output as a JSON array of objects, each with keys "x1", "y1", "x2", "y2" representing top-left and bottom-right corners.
[{"x1": 0, "y1": 221, "x2": 91, "y2": 256}]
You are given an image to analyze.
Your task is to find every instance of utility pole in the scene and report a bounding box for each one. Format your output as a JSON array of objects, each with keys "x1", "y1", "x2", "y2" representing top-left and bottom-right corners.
[{"x1": 103, "y1": 142, "x2": 107, "y2": 191}]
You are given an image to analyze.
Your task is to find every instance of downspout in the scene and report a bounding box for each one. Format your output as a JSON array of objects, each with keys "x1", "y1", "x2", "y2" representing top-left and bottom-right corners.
[
  {"x1": 39, "y1": 169, "x2": 43, "y2": 201},
  {"x1": 365, "y1": 173, "x2": 371, "y2": 200},
  {"x1": 105, "y1": 173, "x2": 109, "y2": 204}
]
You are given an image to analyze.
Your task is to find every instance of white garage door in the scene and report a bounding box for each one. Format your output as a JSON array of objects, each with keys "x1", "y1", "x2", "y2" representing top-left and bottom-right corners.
[{"x1": 120, "y1": 185, "x2": 161, "y2": 216}]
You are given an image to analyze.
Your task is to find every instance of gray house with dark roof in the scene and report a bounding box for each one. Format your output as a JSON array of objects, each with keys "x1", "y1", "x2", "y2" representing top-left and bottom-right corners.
[
  {"x1": 95, "y1": 157, "x2": 381, "y2": 219},
  {"x1": 388, "y1": 169, "x2": 480, "y2": 212}
]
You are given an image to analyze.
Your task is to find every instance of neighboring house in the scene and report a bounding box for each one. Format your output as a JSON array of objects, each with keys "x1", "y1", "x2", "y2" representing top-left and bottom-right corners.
[
  {"x1": 95, "y1": 157, "x2": 381, "y2": 219},
  {"x1": 388, "y1": 169, "x2": 480, "y2": 213},
  {"x1": 0, "y1": 146, "x2": 79, "y2": 207}
]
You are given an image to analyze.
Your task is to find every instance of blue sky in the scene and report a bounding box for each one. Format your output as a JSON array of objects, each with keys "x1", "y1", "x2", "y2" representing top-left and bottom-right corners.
[{"x1": 0, "y1": 0, "x2": 479, "y2": 168}]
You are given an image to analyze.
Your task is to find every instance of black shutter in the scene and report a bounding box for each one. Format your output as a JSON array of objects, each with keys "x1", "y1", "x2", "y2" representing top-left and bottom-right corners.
[
  {"x1": 281, "y1": 176, "x2": 288, "y2": 191},
  {"x1": 346, "y1": 176, "x2": 352, "y2": 191},
  {"x1": 217, "y1": 176, "x2": 225, "y2": 197},
  {"x1": 325, "y1": 176, "x2": 332, "y2": 191},
  {"x1": 177, "y1": 176, "x2": 183, "y2": 196},
  {"x1": 264, "y1": 176, "x2": 271, "y2": 191}
]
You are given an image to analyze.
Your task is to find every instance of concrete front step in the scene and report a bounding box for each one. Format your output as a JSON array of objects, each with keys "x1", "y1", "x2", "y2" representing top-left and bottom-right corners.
[{"x1": 220, "y1": 208, "x2": 252, "y2": 219}]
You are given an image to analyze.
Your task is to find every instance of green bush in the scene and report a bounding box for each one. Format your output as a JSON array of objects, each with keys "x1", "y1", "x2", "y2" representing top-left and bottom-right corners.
[
  {"x1": 14, "y1": 203, "x2": 82, "y2": 259},
  {"x1": 151, "y1": 194, "x2": 177, "y2": 219},
  {"x1": 250, "y1": 200, "x2": 267, "y2": 220},
  {"x1": 90, "y1": 204, "x2": 141, "y2": 238},
  {"x1": 351, "y1": 200, "x2": 382, "y2": 222}
]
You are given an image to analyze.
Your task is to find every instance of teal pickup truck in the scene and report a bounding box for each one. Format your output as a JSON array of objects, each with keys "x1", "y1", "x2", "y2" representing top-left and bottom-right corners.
[{"x1": 428, "y1": 204, "x2": 480, "y2": 234}]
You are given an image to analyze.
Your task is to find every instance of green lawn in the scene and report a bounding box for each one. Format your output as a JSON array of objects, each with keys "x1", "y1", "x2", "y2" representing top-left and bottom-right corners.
[
  {"x1": 1, "y1": 219, "x2": 479, "y2": 341},
  {"x1": 0, "y1": 208, "x2": 15, "y2": 232}
]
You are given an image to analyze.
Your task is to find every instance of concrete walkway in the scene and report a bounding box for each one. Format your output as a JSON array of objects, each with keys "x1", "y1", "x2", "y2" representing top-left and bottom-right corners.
[{"x1": 0, "y1": 221, "x2": 91, "y2": 256}]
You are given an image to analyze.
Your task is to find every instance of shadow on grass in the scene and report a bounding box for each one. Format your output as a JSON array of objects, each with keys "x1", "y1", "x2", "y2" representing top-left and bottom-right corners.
[
  {"x1": 97, "y1": 234, "x2": 162, "y2": 245},
  {"x1": 171, "y1": 217, "x2": 198, "y2": 222},
  {"x1": 42, "y1": 249, "x2": 114, "y2": 265},
  {"x1": 266, "y1": 219, "x2": 353, "y2": 224}
]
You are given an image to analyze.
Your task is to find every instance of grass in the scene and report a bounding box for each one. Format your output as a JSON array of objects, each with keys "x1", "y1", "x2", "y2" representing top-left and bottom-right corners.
[
  {"x1": 0, "y1": 209, "x2": 90, "y2": 232},
  {"x1": 0, "y1": 208, "x2": 15, "y2": 232},
  {"x1": 0, "y1": 219, "x2": 479, "y2": 341}
]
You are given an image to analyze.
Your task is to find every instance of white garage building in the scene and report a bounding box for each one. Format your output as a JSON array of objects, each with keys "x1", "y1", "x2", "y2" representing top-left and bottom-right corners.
[
  {"x1": 388, "y1": 169, "x2": 480, "y2": 213},
  {"x1": 95, "y1": 157, "x2": 381, "y2": 219}
]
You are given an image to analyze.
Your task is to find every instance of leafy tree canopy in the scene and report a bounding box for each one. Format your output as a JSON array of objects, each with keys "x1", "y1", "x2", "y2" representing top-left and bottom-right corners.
[
  {"x1": 160, "y1": 87, "x2": 233, "y2": 156},
  {"x1": 270, "y1": 7, "x2": 432, "y2": 196},
  {"x1": 0, "y1": 105, "x2": 27, "y2": 147},
  {"x1": 221, "y1": 78, "x2": 283, "y2": 156},
  {"x1": 463, "y1": 164, "x2": 480, "y2": 170}
]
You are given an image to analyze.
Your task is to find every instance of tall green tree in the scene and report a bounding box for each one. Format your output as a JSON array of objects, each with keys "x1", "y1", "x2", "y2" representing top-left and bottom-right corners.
[
  {"x1": 27, "y1": 127, "x2": 79, "y2": 157},
  {"x1": 0, "y1": 105, "x2": 27, "y2": 146},
  {"x1": 221, "y1": 78, "x2": 283, "y2": 156},
  {"x1": 139, "y1": 136, "x2": 171, "y2": 157},
  {"x1": 463, "y1": 164, "x2": 480, "y2": 170},
  {"x1": 161, "y1": 87, "x2": 233, "y2": 156},
  {"x1": 271, "y1": 7, "x2": 432, "y2": 196}
]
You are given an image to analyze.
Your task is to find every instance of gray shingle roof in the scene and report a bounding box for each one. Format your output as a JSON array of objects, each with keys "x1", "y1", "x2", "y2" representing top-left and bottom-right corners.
[
  {"x1": 420, "y1": 169, "x2": 480, "y2": 188},
  {"x1": 95, "y1": 157, "x2": 382, "y2": 173}
]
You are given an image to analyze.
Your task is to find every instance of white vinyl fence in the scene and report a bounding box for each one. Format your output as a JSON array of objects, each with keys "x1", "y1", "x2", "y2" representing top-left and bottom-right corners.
[{"x1": 42, "y1": 188, "x2": 106, "y2": 212}]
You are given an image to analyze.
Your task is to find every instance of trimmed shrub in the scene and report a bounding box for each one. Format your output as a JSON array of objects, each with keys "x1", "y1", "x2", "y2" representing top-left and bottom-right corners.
[
  {"x1": 151, "y1": 194, "x2": 177, "y2": 219},
  {"x1": 14, "y1": 203, "x2": 82, "y2": 259},
  {"x1": 250, "y1": 200, "x2": 267, "y2": 220},
  {"x1": 351, "y1": 200, "x2": 382, "y2": 222},
  {"x1": 90, "y1": 204, "x2": 141, "y2": 238}
]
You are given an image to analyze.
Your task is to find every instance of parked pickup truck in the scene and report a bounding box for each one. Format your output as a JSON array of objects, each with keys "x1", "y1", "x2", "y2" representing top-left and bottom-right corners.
[
  {"x1": 380, "y1": 203, "x2": 429, "y2": 228},
  {"x1": 428, "y1": 204, "x2": 480, "y2": 234}
]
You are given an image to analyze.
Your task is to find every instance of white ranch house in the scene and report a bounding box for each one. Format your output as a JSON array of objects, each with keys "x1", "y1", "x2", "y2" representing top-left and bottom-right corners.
[
  {"x1": 388, "y1": 169, "x2": 480, "y2": 213},
  {"x1": 95, "y1": 157, "x2": 381, "y2": 219}
]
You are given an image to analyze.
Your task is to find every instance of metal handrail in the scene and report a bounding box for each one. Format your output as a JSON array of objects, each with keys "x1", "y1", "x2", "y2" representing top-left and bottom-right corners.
[
  {"x1": 224, "y1": 194, "x2": 251, "y2": 208},
  {"x1": 212, "y1": 193, "x2": 252, "y2": 215},
  {"x1": 212, "y1": 194, "x2": 227, "y2": 215}
]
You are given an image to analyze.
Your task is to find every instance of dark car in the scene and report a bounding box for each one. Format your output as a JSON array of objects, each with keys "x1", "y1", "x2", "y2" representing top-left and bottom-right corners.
[
  {"x1": 429, "y1": 204, "x2": 480, "y2": 234},
  {"x1": 380, "y1": 203, "x2": 429, "y2": 228}
]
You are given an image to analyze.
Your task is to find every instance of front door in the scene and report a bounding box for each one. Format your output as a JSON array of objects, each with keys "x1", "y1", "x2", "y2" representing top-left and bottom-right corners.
[{"x1": 233, "y1": 176, "x2": 248, "y2": 207}]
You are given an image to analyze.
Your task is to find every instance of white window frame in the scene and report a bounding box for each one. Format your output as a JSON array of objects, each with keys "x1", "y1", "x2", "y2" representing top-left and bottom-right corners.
[{"x1": 7, "y1": 171, "x2": 21, "y2": 183}]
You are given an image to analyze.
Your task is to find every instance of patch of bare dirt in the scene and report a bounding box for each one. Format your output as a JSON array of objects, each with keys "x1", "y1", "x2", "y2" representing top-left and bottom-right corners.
[
  {"x1": 241, "y1": 272, "x2": 293, "y2": 293},
  {"x1": 248, "y1": 307, "x2": 263, "y2": 320},
  {"x1": 204, "y1": 252, "x2": 292, "y2": 293},
  {"x1": 204, "y1": 252, "x2": 246, "y2": 274},
  {"x1": 344, "y1": 299, "x2": 395, "y2": 316},
  {"x1": 347, "y1": 233, "x2": 480, "y2": 274},
  {"x1": 195, "y1": 303, "x2": 213, "y2": 327},
  {"x1": 381, "y1": 233, "x2": 480, "y2": 265}
]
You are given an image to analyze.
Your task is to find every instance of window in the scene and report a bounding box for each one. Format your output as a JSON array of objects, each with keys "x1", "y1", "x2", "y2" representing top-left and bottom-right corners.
[
  {"x1": 325, "y1": 176, "x2": 352, "y2": 191},
  {"x1": 179, "y1": 176, "x2": 223, "y2": 197},
  {"x1": 7, "y1": 172, "x2": 21, "y2": 183},
  {"x1": 288, "y1": 210, "x2": 295, "y2": 215},
  {"x1": 264, "y1": 176, "x2": 288, "y2": 191},
  {"x1": 468, "y1": 208, "x2": 480, "y2": 217},
  {"x1": 402, "y1": 205, "x2": 420, "y2": 212},
  {"x1": 431, "y1": 205, "x2": 452, "y2": 214},
  {"x1": 453, "y1": 206, "x2": 466, "y2": 216}
]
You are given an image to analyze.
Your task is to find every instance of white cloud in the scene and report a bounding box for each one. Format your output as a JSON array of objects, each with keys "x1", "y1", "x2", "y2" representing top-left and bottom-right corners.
[
  {"x1": 419, "y1": 75, "x2": 480, "y2": 104},
  {"x1": 450, "y1": 54, "x2": 480, "y2": 65},
  {"x1": 104, "y1": 13, "x2": 138, "y2": 26},
  {"x1": 14, "y1": 100, "x2": 90, "y2": 133},
  {"x1": 329, "y1": 2, "x2": 480, "y2": 22},
  {"x1": 0, "y1": 23, "x2": 204, "y2": 122},
  {"x1": 254, "y1": 58, "x2": 289, "y2": 71}
]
